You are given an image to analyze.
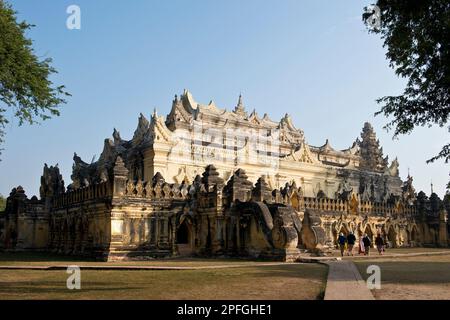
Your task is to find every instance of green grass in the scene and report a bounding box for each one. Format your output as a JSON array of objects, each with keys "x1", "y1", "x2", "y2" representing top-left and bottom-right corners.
[{"x1": 0, "y1": 264, "x2": 327, "y2": 300}]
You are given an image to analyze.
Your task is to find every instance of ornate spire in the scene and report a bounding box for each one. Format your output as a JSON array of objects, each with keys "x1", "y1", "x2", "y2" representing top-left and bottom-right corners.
[
  {"x1": 40, "y1": 163, "x2": 65, "y2": 198},
  {"x1": 402, "y1": 171, "x2": 416, "y2": 204},
  {"x1": 234, "y1": 94, "x2": 247, "y2": 117},
  {"x1": 112, "y1": 128, "x2": 121, "y2": 143},
  {"x1": 359, "y1": 122, "x2": 387, "y2": 172},
  {"x1": 237, "y1": 93, "x2": 243, "y2": 108}
]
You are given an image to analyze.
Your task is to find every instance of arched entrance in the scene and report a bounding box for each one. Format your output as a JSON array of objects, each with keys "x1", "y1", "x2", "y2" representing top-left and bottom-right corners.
[
  {"x1": 177, "y1": 221, "x2": 192, "y2": 256},
  {"x1": 339, "y1": 225, "x2": 349, "y2": 236},
  {"x1": 410, "y1": 225, "x2": 418, "y2": 244},
  {"x1": 387, "y1": 226, "x2": 397, "y2": 248},
  {"x1": 333, "y1": 223, "x2": 349, "y2": 247},
  {"x1": 364, "y1": 225, "x2": 374, "y2": 247}
]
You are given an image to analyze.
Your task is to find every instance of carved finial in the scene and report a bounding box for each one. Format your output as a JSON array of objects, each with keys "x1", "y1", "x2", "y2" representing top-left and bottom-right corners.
[
  {"x1": 16, "y1": 185, "x2": 25, "y2": 194},
  {"x1": 202, "y1": 165, "x2": 224, "y2": 187},
  {"x1": 234, "y1": 93, "x2": 247, "y2": 117},
  {"x1": 363, "y1": 121, "x2": 374, "y2": 131},
  {"x1": 323, "y1": 139, "x2": 332, "y2": 150},
  {"x1": 152, "y1": 172, "x2": 165, "y2": 185},
  {"x1": 252, "y1": 175, "x2": 272, "y2": 203},
  {"x1": 114, "y1": 156, "x2": 125, "y2": 169},
  {"x1": 113, "y1": 128, "x2": 121, "y2": 142},
  {"x1": 238, "y1": 93, "x2": 243, "y2": 106},
  {"x1": 113, "y1": 156, "x2": 128, "y2": 177}
]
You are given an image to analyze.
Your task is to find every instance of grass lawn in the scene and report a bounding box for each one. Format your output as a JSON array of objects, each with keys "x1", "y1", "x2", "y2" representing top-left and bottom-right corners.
[
  {"x1": 0, "y1": 252, "x2": 293, "y2": 267},
  {"x1": 331, "y1": 247, "x2": 450, "y2": 257},
  {"x1": 0, "y1": 264, "x2": 327, "y2": 300},
  {"x1": 355, "y1": 255, "x2": 450, "y2": 300}
]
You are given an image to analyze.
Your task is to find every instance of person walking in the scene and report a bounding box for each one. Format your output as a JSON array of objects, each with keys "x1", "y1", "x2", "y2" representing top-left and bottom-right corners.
[
  {"x1": 362, "y1": 233, "x2": 372, "y2": 256},
  {"x1": 338, "y1": 232, "x2": 347, "y2": 257},
  {"x1": 375, "y1": 234, "x2": 385, "y2": 255},
  {"x1": 358, "y1": 235, "x2": 365, "y2": 255},
  {"x1": 347, "y1": 232, "x2": 356, "y2": 256}
]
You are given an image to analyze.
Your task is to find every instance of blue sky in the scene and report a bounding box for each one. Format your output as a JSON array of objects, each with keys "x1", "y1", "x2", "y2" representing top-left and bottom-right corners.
[{"x1": 1, "y1": 0, "x2": 448, "y2": 197}]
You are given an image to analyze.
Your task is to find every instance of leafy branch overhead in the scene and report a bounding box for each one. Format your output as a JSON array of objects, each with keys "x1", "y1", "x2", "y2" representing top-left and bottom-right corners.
[
  {"x1": 0, "y1": 0, "x2": 69, "y2": 151},
  {"x1": 0, "y1": 193, "x2": 5, "y2": 211},
  {"x1": 363, "y1": 0, "x2": 450, "y2": 164}
]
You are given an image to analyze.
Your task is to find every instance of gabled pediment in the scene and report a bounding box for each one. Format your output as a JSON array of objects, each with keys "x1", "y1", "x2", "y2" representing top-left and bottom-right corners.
[
  {"x1": 150, "y1": 111, "x2": 173, "y2": 143},
  {"x1": 285, "y1": 142, "x2": 319, "y2": 164}
]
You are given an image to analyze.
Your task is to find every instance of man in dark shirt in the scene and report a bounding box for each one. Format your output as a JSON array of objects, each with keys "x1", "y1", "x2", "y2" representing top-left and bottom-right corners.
[
  {"x1": 338, "y1": 232, "x2": 347, "y2": 257},
  {"x1": 375, "y1": 234, "x2": 385, "y2": 255},
  {"x1": 362, "y1": 233, "x2": 372, "y2": 256},
  {"x1": 347, "y1": 232, "x2": 356, "y2": 256}
]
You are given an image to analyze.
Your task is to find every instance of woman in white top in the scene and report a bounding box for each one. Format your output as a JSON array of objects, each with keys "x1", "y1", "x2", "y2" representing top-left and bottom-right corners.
[{"x1": 359, "y1": 236, "x2": 365, "y2": 255}]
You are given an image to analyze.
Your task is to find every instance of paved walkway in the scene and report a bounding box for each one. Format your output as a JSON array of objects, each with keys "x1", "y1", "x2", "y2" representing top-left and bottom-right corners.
[{"x1": 324, "y1": 260, "x2": 374, "y2": 300}]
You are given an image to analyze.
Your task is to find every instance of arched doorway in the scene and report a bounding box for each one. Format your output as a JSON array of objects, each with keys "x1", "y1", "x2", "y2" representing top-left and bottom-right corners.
[
  {"x1": 410, "y1": 225, "x2": 419, "y2": 246},
  {"x1": 364, "y1": 225, "x2": 374, "y2": 247},
  {"x1": 387, "y1": 226, "x2": 397, "y2": 248},
  {"x1": 339, "y1": 225, "x2": 349, "y2": 236},
  {"x1": 333, "y1": 224, "x2": 349, "y2": 247},
  {"x1": 177, "y1": 221, "x2": 192, "y2": 256}
]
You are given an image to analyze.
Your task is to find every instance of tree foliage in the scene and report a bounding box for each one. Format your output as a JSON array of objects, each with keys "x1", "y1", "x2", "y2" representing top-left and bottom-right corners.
[
  {"x1": 0, "y1": 193, "x2": 5, "y2": 211},
  {"x1": 363, "y1": 0, "x2": 450, "y2": 165},
  {"x1": 0, "y1": 0, "x2": 69, "y2": 154}
]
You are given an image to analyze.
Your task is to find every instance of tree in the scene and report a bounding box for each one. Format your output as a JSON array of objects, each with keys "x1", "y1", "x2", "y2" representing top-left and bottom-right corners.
[
  {"x1": 0, "y1": 193, "x2": 5, "y2": 211},
  {"x1": 363, "y1": 1, "x2": 449, "y2": 168},
  {"x1": 0, "y1": 1, "x2": 69, "y2": 156}
]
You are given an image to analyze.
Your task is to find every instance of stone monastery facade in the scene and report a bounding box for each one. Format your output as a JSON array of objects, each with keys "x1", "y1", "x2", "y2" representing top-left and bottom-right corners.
[{"x1": 0, "y1": 91, "x2": 448, "y2": 261}]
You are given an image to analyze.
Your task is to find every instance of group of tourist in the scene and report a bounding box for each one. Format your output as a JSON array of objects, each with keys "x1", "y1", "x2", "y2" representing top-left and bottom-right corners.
[{"x1": 337, "y1": 232, "x2": 386, "y2": 256}]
